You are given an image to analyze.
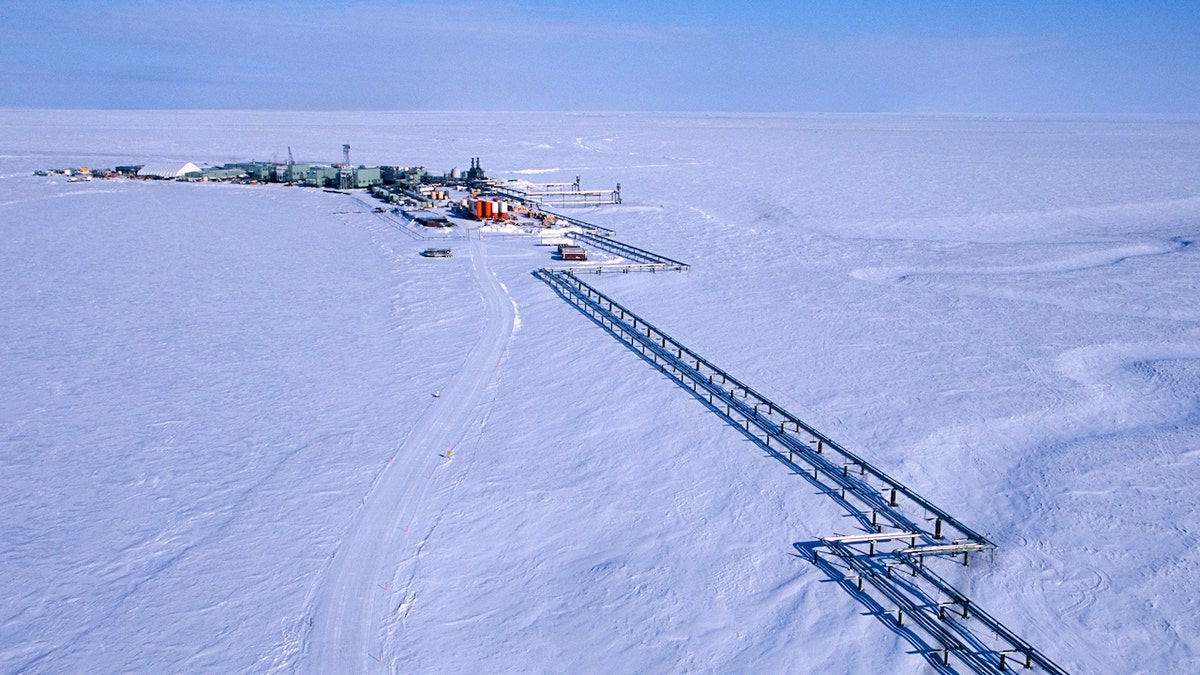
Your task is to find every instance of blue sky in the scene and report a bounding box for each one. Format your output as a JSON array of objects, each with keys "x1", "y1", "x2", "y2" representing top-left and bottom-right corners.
[{"x1": 1, "y1": 1, "x2": 1197, "y2": 112}]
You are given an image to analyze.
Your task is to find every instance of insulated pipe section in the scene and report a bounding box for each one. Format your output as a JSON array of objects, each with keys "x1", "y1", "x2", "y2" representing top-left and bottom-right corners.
[
  {"x1": 819, "y1": 543, "x2": 997, "y2": 673},
  {"x1": 539, "y1": 269, "x2": 958, "y2": 543},
  {"x1": 567, "y1": 231, "x2": 690, "y2": 269},
  {"x1": 539, "y1": 209, "x2": 616, "y2": 236},
  {"x1": 898, "y1": 555, "x2": 1070, "y2": 675},
  {"x1": 540, "y1": 266, "x2": 1062, "y2": 674},
  {"x1": 544, "y1": 268, "x2": 991, "y2": 548}
]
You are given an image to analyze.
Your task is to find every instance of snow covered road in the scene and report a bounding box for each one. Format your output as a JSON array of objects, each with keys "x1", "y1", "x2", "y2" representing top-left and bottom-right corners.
[{"x1": 302, "y1": 228, "x2": 515, "y2": 672}]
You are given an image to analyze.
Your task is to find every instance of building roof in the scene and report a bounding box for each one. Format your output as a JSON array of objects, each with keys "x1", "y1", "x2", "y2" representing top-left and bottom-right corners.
[{"x1": 137, "y1": 162, "x2": 201, "y2": 178}]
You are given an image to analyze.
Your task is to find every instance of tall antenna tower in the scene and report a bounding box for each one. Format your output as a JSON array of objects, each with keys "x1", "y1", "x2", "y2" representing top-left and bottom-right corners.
[
  {"x1": 284, "y1": 146, "x2": 295, "y2": 183},
  {"x1": 339, "y1": 143, "x2": 353, "y2": 190}
]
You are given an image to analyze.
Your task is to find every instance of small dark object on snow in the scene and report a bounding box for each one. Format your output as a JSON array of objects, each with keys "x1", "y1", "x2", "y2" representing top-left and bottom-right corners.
[
  {"x1": 421, "y1": 248, "x2": 453, "y2": 258},
  {"x1": 557, "y1": 244, "x2": 587, "y2": 261}
]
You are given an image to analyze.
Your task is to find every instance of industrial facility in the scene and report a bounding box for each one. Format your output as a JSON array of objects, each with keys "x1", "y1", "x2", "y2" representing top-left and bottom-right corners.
[
  {"x1": 38, "y1": 147, "x2": 621, "y2": 203},
  {"x1": 37, "y1": 148, "x2": 630, "y2": 265}
]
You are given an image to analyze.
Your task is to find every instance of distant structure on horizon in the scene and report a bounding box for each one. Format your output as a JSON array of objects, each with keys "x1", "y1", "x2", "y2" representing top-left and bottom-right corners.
[
  {"x1": 40, "y1": 150, "x2": 623, "y2": 211},
  {"x1": 465, "y1": 157, "x2": 486, "y2": 185}
]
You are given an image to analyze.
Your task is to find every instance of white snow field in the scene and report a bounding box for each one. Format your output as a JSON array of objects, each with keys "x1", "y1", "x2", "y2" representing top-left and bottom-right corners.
[{"x1": 1, "y1": 110, "x2": 1198, "y2": 673}]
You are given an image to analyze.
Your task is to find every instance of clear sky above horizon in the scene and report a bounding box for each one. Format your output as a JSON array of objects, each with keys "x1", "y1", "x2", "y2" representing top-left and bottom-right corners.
[{"x1": 1, "y1": 0, "x2": 1197, "y2": 113}]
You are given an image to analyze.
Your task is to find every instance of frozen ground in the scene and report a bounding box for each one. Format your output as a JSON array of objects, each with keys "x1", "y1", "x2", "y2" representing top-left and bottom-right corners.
[{"x1": 1, "y1": 111, "x2": 1198, "y2": 673}]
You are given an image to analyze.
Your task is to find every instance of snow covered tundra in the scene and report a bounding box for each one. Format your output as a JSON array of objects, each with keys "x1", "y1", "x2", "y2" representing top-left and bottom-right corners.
[{"x1": 2, "y1": 110, "x2": 1198, "y2": 673}]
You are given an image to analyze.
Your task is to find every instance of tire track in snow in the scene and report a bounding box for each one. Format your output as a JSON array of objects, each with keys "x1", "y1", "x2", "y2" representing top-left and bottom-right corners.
[
  {"x1": 850, "y1": 239, "x2": 1187, "y2": 286},
  {"x1": 849, "y1": 238, "x2": 1195, "y2": 321},
  {"x1": 299, "y1": 227, "x2": 515, "y2": 673}
]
